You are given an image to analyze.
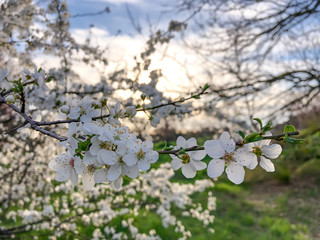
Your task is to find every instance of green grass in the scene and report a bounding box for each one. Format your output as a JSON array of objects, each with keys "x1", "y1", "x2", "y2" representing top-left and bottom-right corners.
[{"x1": 6, "y1": 128, "x2": 320, "y2": 239}]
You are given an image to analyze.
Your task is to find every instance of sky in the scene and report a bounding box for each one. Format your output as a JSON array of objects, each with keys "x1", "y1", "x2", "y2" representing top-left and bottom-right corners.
[
  {"x1": 33, "y1": 0, "x2": 301, "y2": 130},
  {"x1": 55, "y1": 0, "x2": 215, "y2": 132},
  {"x1": 66, "y1": 0, "x2": 181, "y2": 36}
]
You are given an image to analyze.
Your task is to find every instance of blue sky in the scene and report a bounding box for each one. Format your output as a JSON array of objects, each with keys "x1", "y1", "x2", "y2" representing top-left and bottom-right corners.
[{"x1": 66, "y1": 0, "x2": 181, "y2": 36}]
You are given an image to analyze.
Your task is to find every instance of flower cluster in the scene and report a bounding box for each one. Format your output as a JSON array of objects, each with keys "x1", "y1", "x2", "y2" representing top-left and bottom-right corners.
[
  {"x1": 49, "y1": 95, "x2": 283, "y2": 189},
  {"x1": 170, "y1": 131, "x2": 282, "y2": 184},
  {"x1": 49, "y1": 97, "x2": 159, "y2": 190}
]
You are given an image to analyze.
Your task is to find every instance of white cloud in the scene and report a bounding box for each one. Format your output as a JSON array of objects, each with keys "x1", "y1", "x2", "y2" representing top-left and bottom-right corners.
[{"x1": 87, "y1": 0, "x2": 142, "y2": 5}]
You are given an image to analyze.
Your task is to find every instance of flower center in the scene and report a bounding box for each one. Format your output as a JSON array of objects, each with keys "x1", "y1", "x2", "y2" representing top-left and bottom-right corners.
[
  {"x1": 137, "y1": 149, "x2": 145, "y2": 160},
  {"x1": 252, "y1": 146, "x2": 262, "y2": 157},
  {"x1": 223, "y1": 153, "x2": 233, "y2": 163},
  {"x1": 69, "y1": 158, "x2": 75, "y2": 168},
  {"x1": 99, "y1": 142, "x2": 112, "y2": 150},
  {"x1": 87, "y1": 164, "x2": 96, "y2": 173},
  {"x1": 181, "y1": 154, "x2": 190, "y2": 164},
  {"x1": 114, "y1": 135, "x2": 121, "y2": 141}
]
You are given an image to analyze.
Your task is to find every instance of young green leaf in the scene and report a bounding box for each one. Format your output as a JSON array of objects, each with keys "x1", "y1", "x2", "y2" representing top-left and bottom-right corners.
[
  {"x1": 237, "y1": 130, "x2": 245, "y2": 139},
  {"x1": 261, "y1": 121, "x2": 272, "y2": 134},
  {"x1": 253, "y1": 118, "x2": 263, "y2": 129},
  {"x1": 244, "y1": 132, "x2": 263, "y2": 143},
  {"x1": 283, "y1": 125, "x2": 295, "y2": 133}
]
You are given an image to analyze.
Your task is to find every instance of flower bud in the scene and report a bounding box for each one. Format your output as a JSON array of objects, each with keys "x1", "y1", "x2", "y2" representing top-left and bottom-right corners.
[
  {"x1": 150, "y1": 116, "x2": 160, "y2": 127},
  {"x1": 125, "y1": 106, "x2": 136, "y2": 118},
  {"x1": 5, "y1": 95, "x2": 15, "y2": 104},
  {"x1": 59, "y1": 105, "x2": 69, "y2": 114}
]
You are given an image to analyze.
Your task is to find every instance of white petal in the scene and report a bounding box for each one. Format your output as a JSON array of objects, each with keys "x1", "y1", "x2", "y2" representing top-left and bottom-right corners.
[
  {"x1": 111, "y1": 177, "x2": 123, "y2": 190},
  {"x1": 234, "y1": 148, "x2": 257, "y2": 167},
  {"x1": 171, "y1": 158, "x2": 182, "y2": 170},
  {"x1": 123, "y1": 165, "x2": 139, "y2": 179},
  {"x1": 260, "y1": 131, "x2": 272, "y2": 146},
  {"x1": 137, "y1": 160, "x2": 150, "y2": 171},
  {"x1": 182, "y1": 164, "x2": 196, "y2": 178},
  {"x1": 142, "y1": 139, "x2": 153, "y2": 151},
  {"x1": 259, "y1": 156, "x2": 275, "y2": 172},
  {"x1": 82, "y1": 172, "x2": 95, "y2": 191},
  {"x1": 55, "y1": 173, "x2": 68, "y2": 182},
  {"x1": 189, "y1": 149, "x2": 206, "y2": 161},
  {"x1": 176, "y1": 136, "x2": 187, "y2": 148},
  {"x1": 246, "y1": 155, "x2": 258, "y2": 170},
  {"x1": 70, "y1": 169, "x2": 78, "y2": 187},
  {"x1": 83, "y1": 151, "x2": 95, "y2": 165},
  {"x1": 146, "y1": 151, "x2": 159, "y2": 163},
  {"x1": 219, "y1": 131, "x2": 236, "y2": 153},
  {"x1": 186, "y1": 138, "x2": 197, "y2": 148},
  {"x1": 107, "y1": 163, "x2": 122, "y2": 181},
  {"x1": 262, "y1": 144, "x2": 282, "y2": 159},
  {"x1": 122, "y1": 153, "x2": 137, "y2": 166},
  {"x1": 207, "y1": 159, "x2": 225, "y2": 178},
  {"x1": 191, "y1": 160, "x2": 207, "y2": 171},
  {"x1": 226, "y1": 162, "x2": 245, "y2": 184},
  {"x1": 94, "y1": 169, "x2": 108, "y2": 183},
  {"x1": 97, "y1": 149, "x2": 118, "y2": 165},
  {"x1": 204, "y1": 140, "x2": 225, "y2": 159},
  {"x1": 74, "y1": 158, "x2": 84, "y2": 175}
]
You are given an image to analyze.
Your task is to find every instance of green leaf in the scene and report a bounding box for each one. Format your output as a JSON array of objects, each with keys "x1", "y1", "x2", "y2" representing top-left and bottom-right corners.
[
  {"x1": 253, "y1": 118, "x2": 263, "y2": 129},
  {"x1": 237, "y1": 130, "x2": 245, "y2": 139},
  {"x1": 283, "y1": 134, "x2": 304, "y2": 144},
  {"x1": 17, "y1": 81, "x2": 24, "y2": 91},
  {"x1": 283, "y1": 125, "x2": 295, "y2": 133},
  {"x1": 202, "y1": 83, "x2": 210, "y2": 91},
  {"x1": 78, "y1": 139, "x2": 91, "y2": 151},
  {"x1": 261, "y1": 121, "x2": 272, "y2": 134},
  {"x1": 244, "y1": 132, "x2": 263, "y2": 143}
]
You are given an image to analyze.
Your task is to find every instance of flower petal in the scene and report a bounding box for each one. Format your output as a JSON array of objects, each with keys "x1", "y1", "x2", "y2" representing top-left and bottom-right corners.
[
  {"x1": 219, "y1": 131, "x2": 236, "y2": 153},
  {"x1": 146, "y1": 151, "x2": 159, "y2": 163},
  {"x1": 94, "y1": 168, "x2": 108, "y2": 183},
  {"x1": 204, "y1": 140, "x2": 225, "y2": 159},
  {"x1": 262, "y1": 144, "x2": 282, "y2": 159},
  {"x1": 182, "y1": 164, "x2": 196, "y2": 178},
  {"x1": 191, "y1": 160, "x2": 207, "y2": 171},
  {"x1": 234, "y1": 148, "x2": 257, "y2": 167},
  {"x1": 98, "y1": 149, "x2": 118, "y2": 165},
  {"x1": 246, "y1": 155, "x2": 258, "y2": 170},
  {"x1": 111, "y1": 177, "x2": 123, "y2": 190},
  {"x1": 176, "y1": 136, "x2": 187, "y2": 148},
  {"x1": 122, "y1": 153, "x2": 137, "y2": 166},
  {"x1": 70, "y1": 168, "x2": 78, "y2": 187},
  {"x1": 137, "y1": 160, "x2": 150, "y2": 171},
  {"x1": 207, "y1": 159, "x2": 225, "y2": 178},
  {"x1": 171, "y1": 158, "x2": 183, "y2": 170},
  {"x1": 142, "y1": 139, "x2": 153, "y2": 151},
  {"x1": 82, "y1": 172, "x2": 95, "y2": 191},
  {"x1": 107, "y1": 163, "x2": 122, "y2": 181},
  {"x1": 226, "y1": 162, "x2": 245, "y2": 184},
  {"x1": 83, "y1": 151, "x2": 95, "y2": 165},
  {"x1": 259, "y1": 156, "x2": 275, "y2": 172},
  {"x1": 123, "y1": 165, "x2": 139, "y2": 179},
  {"x1": 186, "y1": 138, "x2": 197, "y2": 148},
  {"x1": 189, "y1": 150, "x2": 206, "y2": 161}
]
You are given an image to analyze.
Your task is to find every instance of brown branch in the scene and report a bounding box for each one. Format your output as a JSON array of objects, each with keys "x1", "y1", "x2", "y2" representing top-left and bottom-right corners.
[{"x1": 157, "y1": 131, "x2": 300, "y2": 155}]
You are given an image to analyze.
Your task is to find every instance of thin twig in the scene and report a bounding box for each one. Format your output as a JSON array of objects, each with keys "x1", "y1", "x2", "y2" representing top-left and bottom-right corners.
[{"x1": 157, "y1": 131, "x2": 300, "y2": 155}]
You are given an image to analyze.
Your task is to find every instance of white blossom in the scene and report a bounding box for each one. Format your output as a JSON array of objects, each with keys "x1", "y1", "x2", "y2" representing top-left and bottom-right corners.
[
  {"x1": 204, "y1": 131, "x2": 256, "y2": 184},
  {"x1": 249, "y1": 132, "x2": 282, "y2": 172},
  {"x1": 170, "y1": 136, "x2": 206, "y2": 178}
]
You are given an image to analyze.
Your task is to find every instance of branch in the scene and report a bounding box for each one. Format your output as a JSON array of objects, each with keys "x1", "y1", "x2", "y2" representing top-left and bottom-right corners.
[
  {"x1": 157, "y1": 131, "x2": 300, "y2": 155},
  {"x1": 0, "y1": 95, "x2": 67, "y2": 141}
]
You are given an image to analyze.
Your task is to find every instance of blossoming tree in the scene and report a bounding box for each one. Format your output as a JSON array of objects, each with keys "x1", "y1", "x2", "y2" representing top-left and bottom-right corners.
[{"x1": 0, "y1": 0, "x2": 303, "y2": 239}]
